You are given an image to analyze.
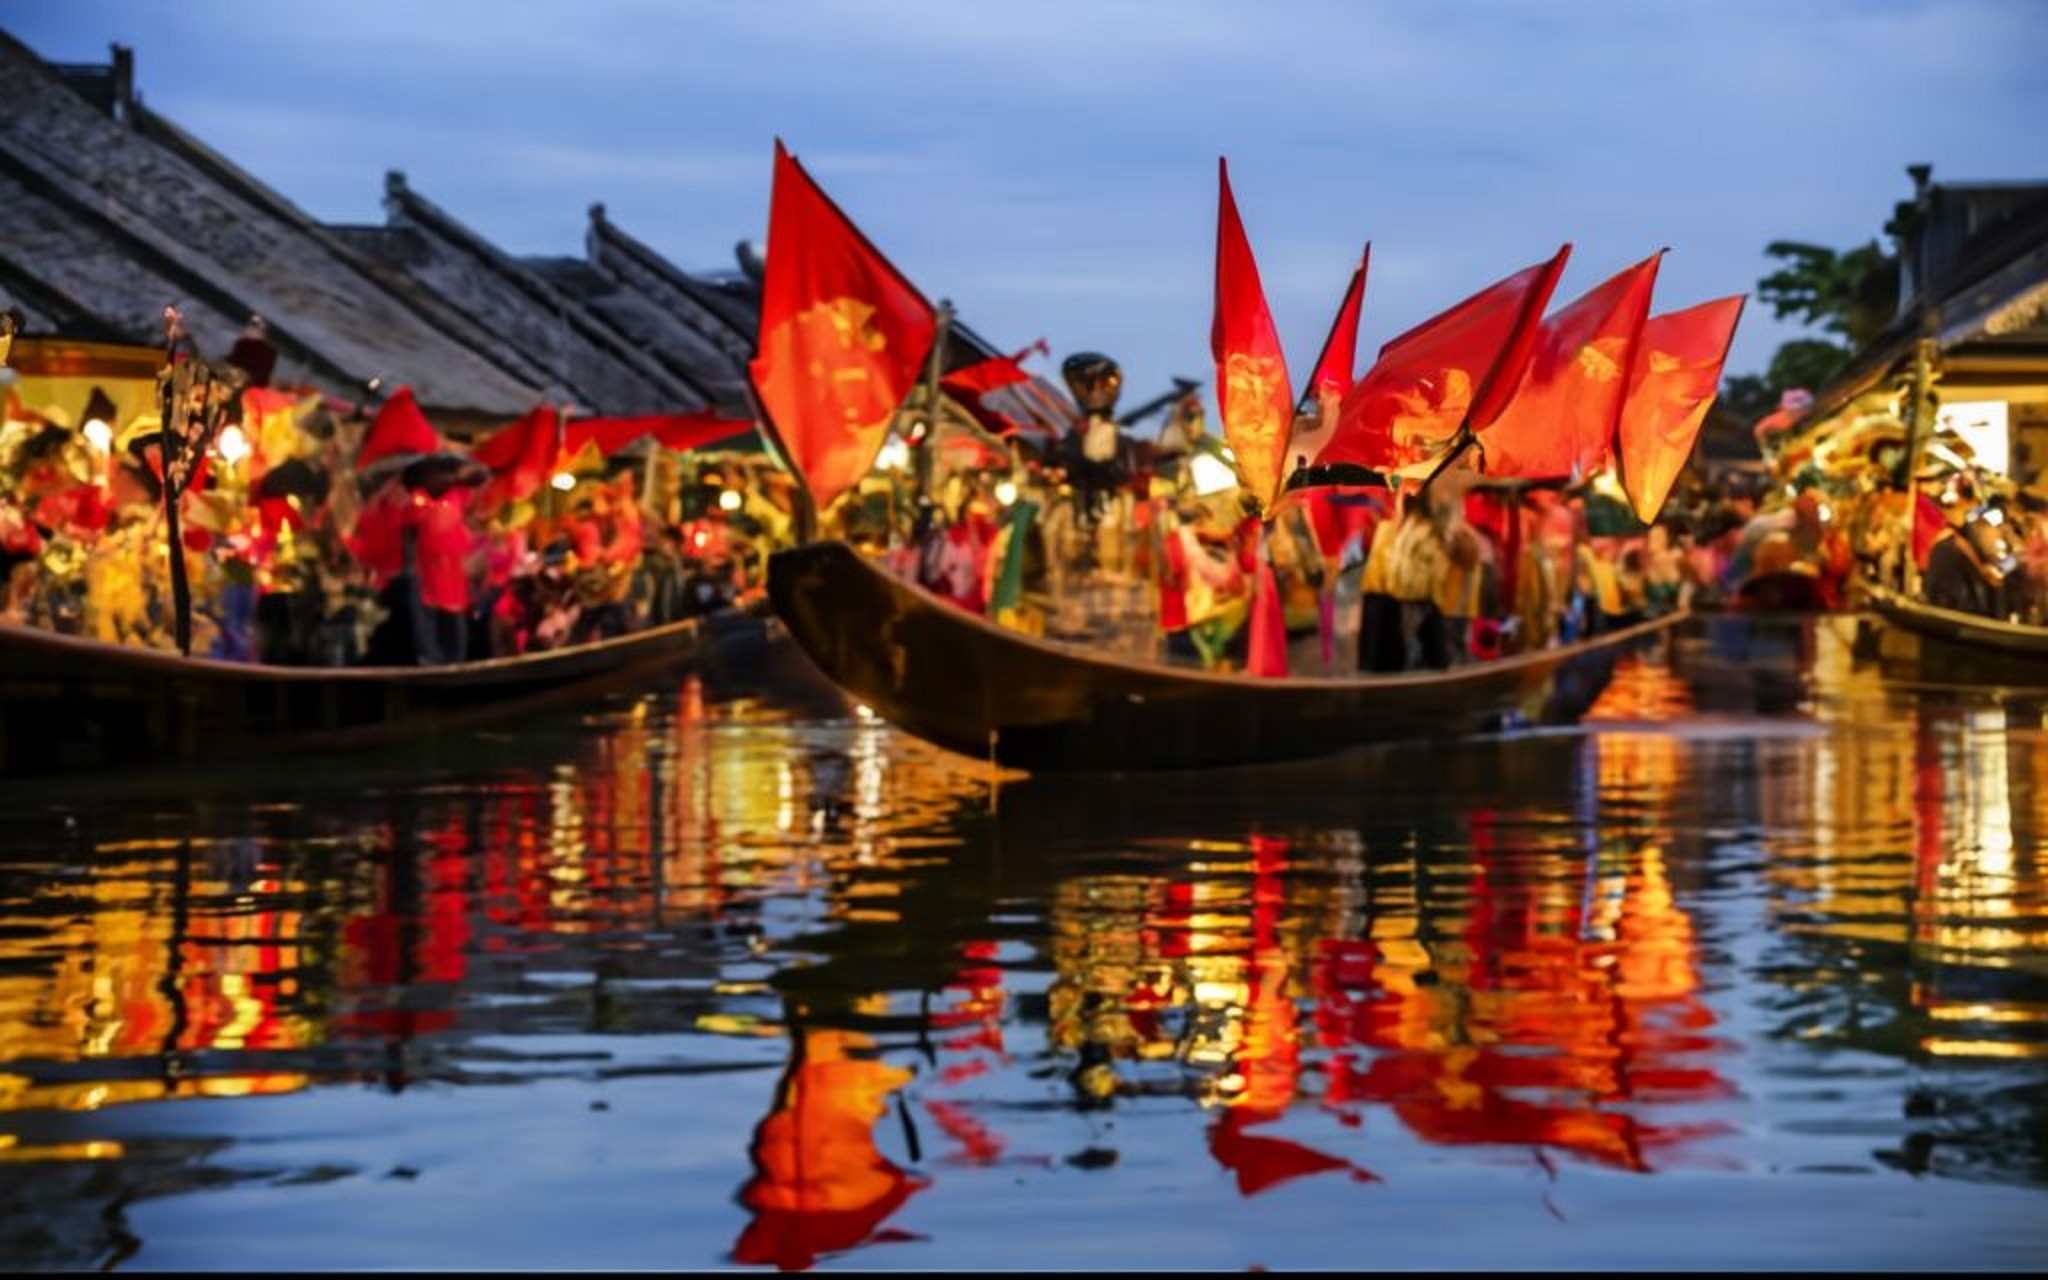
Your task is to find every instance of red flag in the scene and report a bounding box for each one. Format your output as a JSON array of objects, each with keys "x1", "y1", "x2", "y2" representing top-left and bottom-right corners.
[
  {"x1": 1478, "y1": 252, "x2": 1662, "y2": 482},
  {"x1": 1912, "y1": 491, "x2": 1946, "y2": 569},
  {"x1": 1305, "y1": 245, "x2": 1370, "y2": 404},
  {"x1": 941, "y1": 351, "x2": 1033, "y2": 399},
  {"x1": 356, "y1": 386, "x2": 439, "y2": 467},
  {"x1": 1316, "y1": 246, "x2": 1571, "y2": 474},
  {"x1": 1615, "y1": 295, "x2": 1746, "y2": 523},
  {"x1": 1212, "y1": 158, "x2": 1296, "y2": 512},
  {"x1": 1246, "y1": 542, "x2": 1291, "y2": 678},
  {"x1": 566, "y1": 412, "x2": 754, "y2": 458},
  {"x1": 748, "y1": 139, "x2": 937, "y2": 510},
  {"x1": 472, "y1": 404, "x2": 561, "y2": 505}
]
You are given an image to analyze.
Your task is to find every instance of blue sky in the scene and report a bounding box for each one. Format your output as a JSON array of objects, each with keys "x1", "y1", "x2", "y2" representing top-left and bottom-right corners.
[{"x1": 12, "y1": 0, "x2": 2047, "y2": 419}]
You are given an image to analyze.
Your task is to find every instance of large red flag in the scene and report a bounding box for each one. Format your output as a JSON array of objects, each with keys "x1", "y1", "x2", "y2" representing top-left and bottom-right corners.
[
  {"x1": 1212, "y1": 158, "x2": 1295, "y2": 512},
  {"x1": 1615, "y1": 295, "x2": 1746, "y2": 523},
  {"x1": 356, "y1": 386, "x2": 439, "y2": 467},
  {"x1": 748, "y1": 140, "x2": 937, "y2": 510},
  {"x1": 1478, "y1": 252, "x2": 1662, "y2": 482},
  {"x1": 1315, "y1": 246, "x2": 1571, "y2": 475}
]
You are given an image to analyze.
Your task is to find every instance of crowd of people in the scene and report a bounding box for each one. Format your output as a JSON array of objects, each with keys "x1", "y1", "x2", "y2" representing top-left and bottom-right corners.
[{"x1": 0, "y1": 375, "x2": 787, "y2": 666}]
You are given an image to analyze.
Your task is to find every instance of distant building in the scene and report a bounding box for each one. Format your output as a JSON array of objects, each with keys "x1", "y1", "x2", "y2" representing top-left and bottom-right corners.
[
  {"x1": 0, "y1": 35, "x2": 762, "y2": 433},
  {"x1": 1787, "y1": 166, "x2": 2048, "y2": 489}
]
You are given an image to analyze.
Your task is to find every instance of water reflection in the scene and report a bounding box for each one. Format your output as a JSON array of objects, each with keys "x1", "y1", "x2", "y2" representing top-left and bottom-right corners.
[{"x1": 0, "y1": 624, "x2": 2045, "y2": 1269}]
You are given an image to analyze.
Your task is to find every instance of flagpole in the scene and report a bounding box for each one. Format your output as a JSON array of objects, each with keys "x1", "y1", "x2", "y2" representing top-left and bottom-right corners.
[{"x1": 917, "y1": 300, "x2": 954, "y2": 504}]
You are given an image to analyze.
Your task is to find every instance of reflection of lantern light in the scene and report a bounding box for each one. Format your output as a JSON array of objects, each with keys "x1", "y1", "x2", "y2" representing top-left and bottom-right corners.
[
  {"x1": 82, "y1": 418, "x2": 113, "y2": 453},
  {"x1": 1189, "y1": 452, "x2": 1238, "y2": 497},
  {"x1": 994, "y1": 479, "x2": 1019, "y2": 506},
  {"x1": 718, "y1": 488, "x2": 743, "y2": 513},
  {"x1": 876, "y1": 437, "x2": 910, "y2": 472},
  {"x1": 216, "y1": 424, "x2": 251, "y2": 465},
  {"x1": 551, "y1": 472, "x2": 576, "y2": 492}
]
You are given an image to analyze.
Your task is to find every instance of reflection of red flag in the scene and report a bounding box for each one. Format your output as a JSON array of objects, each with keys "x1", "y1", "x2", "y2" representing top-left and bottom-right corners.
[
  {"x1": 356, "y1": 386, "x2": 439, "y2": 466},
  {"x1": 1317, "y1": 246, "x2": 1571, "y2": 474},
  {"x1": 1247, "y1": 548, "x2": 1290, "y2": 677},
  {"x1": 1615, "y1": 295, "x2": 1746, "y2": 523},
  {"x1": 749, "y1": 139, "x2": 937, "y2": 510},
  {"x1": 1479, "y1": 252, "x2": 1662, "y2": 481},
  {"x1": 1212, "y1": 158, "x2": 1295, "y2": 512},
  {"x1": 473, "y1": 404, "x2": 561, "y2": 505},
  {"x1": 1912, "y1": 492, "x2": 1945, "y2": 568},
  {"x1": 1305, "y1": 245, "x2": 1370, "y2": 403}
]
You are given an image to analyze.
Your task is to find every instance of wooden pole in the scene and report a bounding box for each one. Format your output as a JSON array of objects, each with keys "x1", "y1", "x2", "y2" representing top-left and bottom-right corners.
[{"x1": 916, "y1": 300, "x2": 953, "y2": 504}]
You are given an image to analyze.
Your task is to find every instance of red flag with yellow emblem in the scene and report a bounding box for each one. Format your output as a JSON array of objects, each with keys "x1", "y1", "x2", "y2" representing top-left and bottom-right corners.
[
  {"x1": 1212, "y1": 158, "x2": 1295, "y2": 512},
  {"x1": 749, "y1": 140, "x2": 938, "y2": 510},
  {"x1": 1477, "y1": 252, "x2": 1662, "y2": 482},
  {"x1": 1616, "y1": 295, "x2": 1746, "y2": 523},
  {"x1": 1315, "y1": 246, "x2": 1571, "y2": 475}
]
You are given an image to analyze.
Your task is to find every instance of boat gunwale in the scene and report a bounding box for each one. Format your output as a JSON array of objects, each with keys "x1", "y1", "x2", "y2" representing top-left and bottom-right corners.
[
  {"x1": 0, "y1": 603, "x2": 759, "y2": 686},
  {"x1": 1865, "y1": 583, "x2": 2048, "y2": 651}
]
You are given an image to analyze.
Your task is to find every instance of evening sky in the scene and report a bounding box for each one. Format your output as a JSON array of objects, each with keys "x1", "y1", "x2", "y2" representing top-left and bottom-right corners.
[{"x1": 11, "y1": 0, "x2": 2048, "y2": 422}]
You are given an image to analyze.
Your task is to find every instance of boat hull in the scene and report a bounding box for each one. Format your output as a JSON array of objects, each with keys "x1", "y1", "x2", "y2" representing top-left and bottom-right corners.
[
  {"x1": 1865, "y1": 584, "x2": 2048, "y2": 685},
  {"x1": 0, "y1": 603, "x2": 774, "y2": 778},
  {"x1": 768, "y1": 541, "x2": 1682, "y2": 771}
]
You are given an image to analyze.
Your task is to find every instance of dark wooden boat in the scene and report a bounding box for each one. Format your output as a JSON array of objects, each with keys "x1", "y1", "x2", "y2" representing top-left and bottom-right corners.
[
  {"x1": 0, "y1": 602, "x2": 775, "y2": 778},
  {"x1": 768, "y1": 540, "x2": 1685, "y2": 771},
  {"x1": 1863, "y1": 584, "x2": 2048, "y2": 687},
  {"x1": 1734, "y1": 568, "x2": 1832, "y2": 612}
]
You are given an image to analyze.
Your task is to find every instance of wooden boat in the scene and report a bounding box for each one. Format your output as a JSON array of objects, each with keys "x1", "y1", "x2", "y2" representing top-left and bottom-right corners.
[
  {"x1": 0, "y1": 602, "x2": 775, "y2": 778},
  {"x1": 1862, "y1": 583, "x2": 2048, "y2": 687},
  {"x1": 768, "y1": 540, "x2": 1685, "y2": 772}
]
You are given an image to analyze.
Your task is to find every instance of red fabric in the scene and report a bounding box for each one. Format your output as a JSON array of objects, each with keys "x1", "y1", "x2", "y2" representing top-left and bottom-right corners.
[
  {"x1": 356, "y1": 387, "x2": 440, "y2": 466},
  {"x1": 348, "y1": 482, "x2": 474, "y2": 612},
  {"x1": 1158, "y1": 526, "x2": 1190, "y2": 632},
  {"x1": 1211, "y1": 158, "x2": 1295, "y2": 511},
  {"x1": 566, "y1": 413, "x2": 754, "y2": 458},
  {"x1": 940, "y1": 351, "x2": 1033, "y2": 399},
  {"x1": 748, "y1": 139, "x2": 937, "y2": 509},
  {"x1": 1912, "y1": 492, "x2": 1946, "y2": 569},
  {"x1": 1247, "y1": 552, "x2": 1290, "y2": 678},
  {"x1": 33, "y1": 484, "x2": 109, "y2": 535},
  {"x1": 1318, "y1": 246, "x2": 1571, "y2": 473},
  {"x1": 473, "y1": 405, "x2": 561, "y2": 505},
  {"x1": 1478, "y1": 252, "x2": 1662, "y2": 481},
  {"x1": 1616, "y1": 295, "x2": 1747, "y2": 523},
  {"x1": 1306, "y1": 245, "x2": 1370, "y2": 402},
  {"x1": 413, "y1": 489, "x2": 474, "y2": 612}
]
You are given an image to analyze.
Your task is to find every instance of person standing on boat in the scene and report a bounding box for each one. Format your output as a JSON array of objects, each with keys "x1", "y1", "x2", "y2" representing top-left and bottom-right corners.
[
  {"x1": 1355, "y1": 495, "x2": 1407, "y2": 672},
  {"x1": 1921, "y1": 492, "x2": 2001, "y2": 617}
]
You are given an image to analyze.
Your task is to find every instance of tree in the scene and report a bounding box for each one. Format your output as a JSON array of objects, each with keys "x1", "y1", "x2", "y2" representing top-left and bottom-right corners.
[{"x1": 1720, "y1": 238, "x2": 1899, "y2": 425}]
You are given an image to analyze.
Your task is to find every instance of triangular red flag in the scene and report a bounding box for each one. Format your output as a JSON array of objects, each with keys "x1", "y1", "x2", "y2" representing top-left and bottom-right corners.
[
  {"x1": 1305, "y1": 245, "x2": 1370, "y2": 405},
  {"x1": 356, "y1": 386, "x2": 439, "y2": 467},
  {"x1": 748, "y1": 140, "x2": 937, "y2": 510},
  {"x1": 1316, "y1": 246, "x2": 1571, "y2": 474},
  {"x1": 1212, "y1": 158, "x2": 1296, "y2": 513},
  {"x1": 473, "y1": 404, "x2": 561, "y2": 505},
  {"x1": 1615, "y1": 295, "x2": 1746, "y2": 523},
  {"x1": 1479, "y1": 252, "x2": 1663, "y2": 482},
  {"x1": 941, "y1": 351, "x2": 1033, "y2": 399}
]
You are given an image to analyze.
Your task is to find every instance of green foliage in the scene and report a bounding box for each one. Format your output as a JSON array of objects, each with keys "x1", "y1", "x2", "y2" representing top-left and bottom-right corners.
[
  {"x1": 1719, "y1": 237, "x2": 1899, "y2": 425},
  {"x1": 1757, "y1": 239, "x2": 1898, "y2": 348}
]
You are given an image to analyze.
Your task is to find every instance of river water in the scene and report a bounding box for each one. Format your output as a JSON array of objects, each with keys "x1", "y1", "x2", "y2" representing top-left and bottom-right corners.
[{"x1": 0, "y1": 616, "x2": 2043, "y2": 1271}]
